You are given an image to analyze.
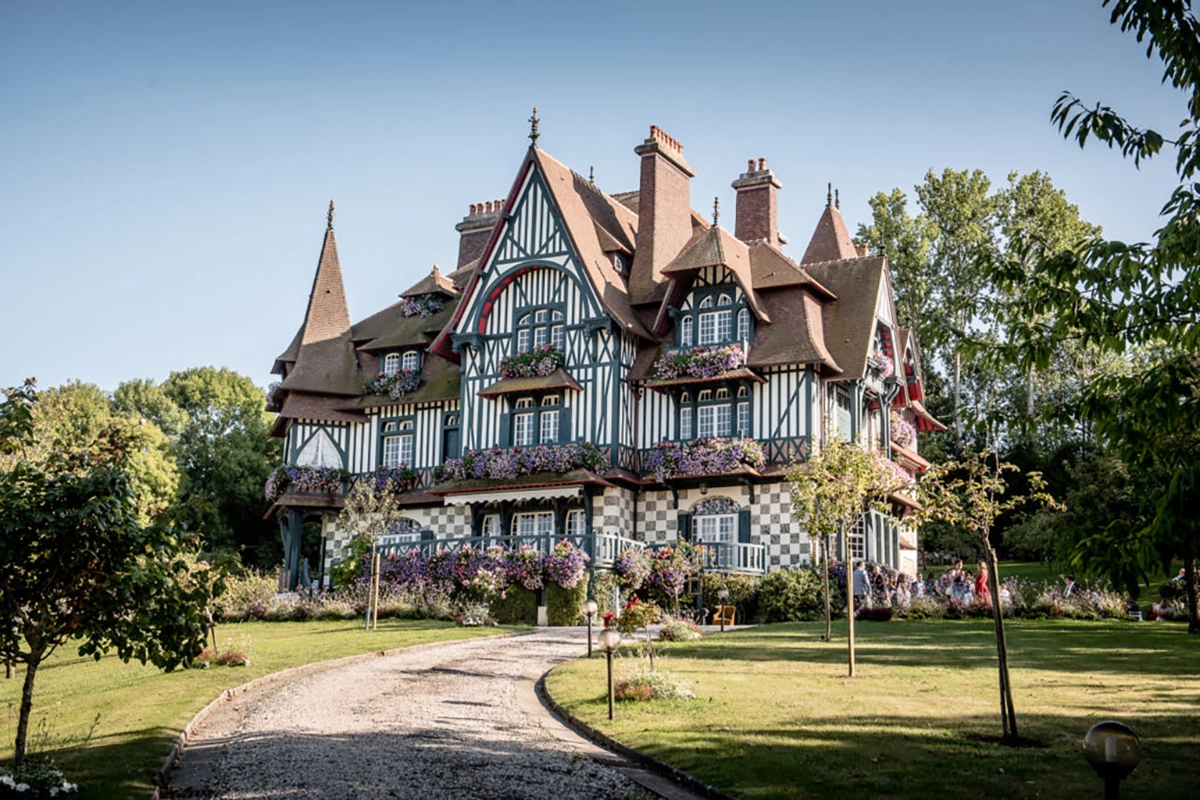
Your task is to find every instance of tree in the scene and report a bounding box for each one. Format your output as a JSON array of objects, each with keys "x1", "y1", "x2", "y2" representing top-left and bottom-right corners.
[
  {"x1": 161, "y1": 368, "x2": 282, "y2": 566},
  {"x1": 914, "y1": 450, "x2": 1055, "y2": 743},
  {"x1": 0, "y1": 381, "x2": 221, "y2": 771},
  {"x1": 112, "y1": 377, "x2": 187, "y2": 438},
  {"x1": 789, "y1": 440, "x2": 908, "y2": 675},
  {"x1": 994, "y1": 0, "x2": 1200, "y2": 631}
]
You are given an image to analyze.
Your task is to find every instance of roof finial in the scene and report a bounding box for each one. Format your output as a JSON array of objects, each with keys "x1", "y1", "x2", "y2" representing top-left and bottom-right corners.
[
  {"x1": 712, "y1": 196, "x2": 720, "y2": 226},
  {"x1": 835, "y1": 189, "x2": 840, "y2": 210},
  {"x1": 432, "y1": 263, "x2": 440, "y2": 274},
  {"x1": 528, "y1": 107, "x2": 540, "y2": 147},
  {"x1": 826, "y1": 183, "x2": 832, "y2": 207},
  {"x1": 589, "y1": 165, "x2": 594, "y2": 183},
  {"x1": 327, "y1": 199, "x2": 335, "y2": 230}
]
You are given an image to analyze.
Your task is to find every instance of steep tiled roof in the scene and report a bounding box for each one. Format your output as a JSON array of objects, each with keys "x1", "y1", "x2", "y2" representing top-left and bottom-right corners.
[
  {"x1": 656, "y1": 224, "x2": 767, "y2": 327},
  {"x1": 354, "y1": 300, "x2": 458, "y2": 352},
  {"x1": 447, "y1": 259, "x2": 479, "y2": 289},
  {"x1": 747, "y1": 288, "x2": 841, "y2": 372},
  {"x1": 276, "y1": 392, "x2": 364, "y2": 424},
  {"x1": 801, "y1": 204, "x2": 857, "y2": 264},
  {"x1": 747, "y1": 241, "x2": 835, "y2": 298},
  {"x1": 354, "y1": 353, "x2": 461, "y2": 408},
  {"x1": 400, "y1": 264, "x2": 458, "y2": 299},
  {"x1": 803, "y1": 256, "x2": 887, "y2": 378},
  {"x1": 277, "y1": 226, "x2": 362, "y2": 396}
]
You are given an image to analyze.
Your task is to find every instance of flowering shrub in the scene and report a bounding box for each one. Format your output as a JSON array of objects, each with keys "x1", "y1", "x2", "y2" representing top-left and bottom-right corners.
[
  {"x1": 370, "y1": 466, "x2": 419, "y2": 493},
  {"x1": 872, "y1": 451, "x2": 913, "y2": 490},
  {"x1": 653, "y1": 344, "x2": 746, "y2": 380},
  {"x1": 870, "y1": 349, "x2": 895, "y2": 378},
  {"x1": 890, "y1": 411, "x2": 917, "y2": 449},
  {"x1": 644, "y1": 437, "x2": 765, "y2": 482},
  {"x1": 450, "y1": 545, "x2": 507, "y2": 599},
  {"x1": 648, "y1": 544, "x2": 704, "y2": 605},
  {"x1": 399, "y1": 295, "x2": 444, "y2": 317},
  {"x1": 365, "y1": 368, "x2": 421, "y2": 399},
  {"x1": 499, "y1": 344, "x2": 564, "y2": 378},
  {"x1": 264, "y1": 465, "x2": 350, "y2": 502},
  {"x1": 658, "y1": 615, "x2": 702, "y2": 641},
  {"x1": 544, "y1": 539, "x2": 590, "y2": 590},
  {"x1": 615, "y1": 669, "x2": 696, "y2": 701},
  {"x1": 616, "y1": 596, "x2": 660, "y2": 635},
  {"x1": 613, "y1": 548, "x2": 651, "y2": 591},
  {"x1": 2, "y1": 757, "x2": 78, "y2": 798},
  {"x1": 433, "y1": 442, "x2": 604, "y2": 482},
  {"x1": 506, "y1": 545, "x2": 545, "y2": 590}
]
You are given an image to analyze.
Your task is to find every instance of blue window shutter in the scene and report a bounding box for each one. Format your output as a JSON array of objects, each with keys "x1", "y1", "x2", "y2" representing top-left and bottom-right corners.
[
  {"x1": 421, "y1": 527, "x2": 433, "y2": 543},
  {"x1": 738, "y1": 509, "x2": 751, "y2": 543},
  {"x1": 499, "y1": 412, "x2": 511, "y2": 447},
  {"x1": 678, "y1": 512, "x2": 692, "y2": 541},
  {"x1": 559, "y1": 405, "x2": 572, "y2": 443}
]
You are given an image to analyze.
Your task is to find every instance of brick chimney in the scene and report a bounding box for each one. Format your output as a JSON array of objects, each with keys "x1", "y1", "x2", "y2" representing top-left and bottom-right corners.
[
  {"x1": 454, "y1": 199, "x2": 505, "y2": 268},
  {"x1": 731, "y1": 157, "x2": 784, "y2": 247},
  {"x1": 629, "y1": 125, "x2": 696, "y2": 302}
]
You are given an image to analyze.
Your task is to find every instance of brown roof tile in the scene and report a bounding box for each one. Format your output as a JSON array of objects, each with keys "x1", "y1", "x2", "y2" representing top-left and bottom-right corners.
[
  {"x1": 747, "y1": 288, "x2": 841, "y2": 372},
  {"x1": 355, "y1": 301, "x2": 458, "y2": 352},
  {"x1": 353, "y1": 353, "x2": 461, "y2": 407},
  {"x1": 747, "y1": 241, "x2": 836, "y2": 298},
  {"x1": 803, "y1": 256, "x2": 887, "y2": 378},
  {"x1": 655, "y1": 225, "x2": 768, "y2": 329},
  {"x1": 477, "y1": 367, "x2": 582, "y2": 399},
  {"x1": 801, "y1": 204, "x2": 858, "y2": 264},
  {"x1": 400, "y1": 264, "x2": 459, "y2": 298}
]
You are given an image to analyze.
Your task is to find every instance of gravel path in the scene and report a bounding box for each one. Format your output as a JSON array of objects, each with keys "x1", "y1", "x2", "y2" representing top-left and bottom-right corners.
[{"x1": 168, "y1": 629, "x2": 689, "y2": 800}]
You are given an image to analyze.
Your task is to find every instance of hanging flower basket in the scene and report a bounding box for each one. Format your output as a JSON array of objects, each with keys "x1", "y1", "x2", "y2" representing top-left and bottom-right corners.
[
  {"x1": 890, "y1": 411, "x2": 917, "y2": 448},
  {"x1": 433, "y1": 441, "x2": 604, "y2": 483},
  {"x1": 869, "y1": 349, "x2": 895, "y2": 378},
  {"x1": 653, "y1": 344, "x2": 746, "y2": 380},
  {"x1": 499, "y1": 344, "x2": 564, "y2": 378},
  {"x1": 399, "y1": 295, "x2": 444, "y2": 318},
  {"x1": 265, "y1": 465, "x2": 351, "y2": 502},
  {"x1": 366, "y1": 368, "x2": 422, "y2": 399},
  {"x1": 644, "y1": 437, "x2": 765, "y2": 482},
  {"x1": 370, "y1": 465, "x2": 419, "y2": 493}
]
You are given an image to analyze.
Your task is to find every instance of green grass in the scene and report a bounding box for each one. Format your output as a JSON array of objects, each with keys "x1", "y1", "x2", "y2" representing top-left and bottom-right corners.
[
  {"x1": 547, "y1": 620, "x2": 1200, "y2": 799},
  {"x1": 1, "y1": 619, "x2": 518, "y2": 797}
]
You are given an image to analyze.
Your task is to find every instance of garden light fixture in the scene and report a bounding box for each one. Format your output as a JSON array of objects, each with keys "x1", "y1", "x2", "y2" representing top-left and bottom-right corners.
[
  {"x1": 1083, "y1": 721, "x2": 1141, "y2": 800},
  {"x1": 717, "y1": 588, "x2": 729, "y2": 632},
  {"x1": 597, "y1": 627, "x2": 622, "y2": 720},
  {"x1": 583, "y1": 599, "x2": 599, "y2": 657}
]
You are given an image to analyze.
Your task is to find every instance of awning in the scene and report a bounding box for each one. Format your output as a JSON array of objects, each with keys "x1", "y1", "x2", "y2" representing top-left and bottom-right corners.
[
  {"x1": 444, "y1": 484, "x2": 582, "y2": 506},
  {"x1": 892, "y1": 443, "x2": 931, "y2": 473},
  {"x1": 889, "y1": 490, "x2": 923, "y2": 511},
  {"x1": 477, "y1": 368, "x2": 582, "y2": 399},
  {"x1": 910, "y1": 400, "x2": 947, "y2": 432}
]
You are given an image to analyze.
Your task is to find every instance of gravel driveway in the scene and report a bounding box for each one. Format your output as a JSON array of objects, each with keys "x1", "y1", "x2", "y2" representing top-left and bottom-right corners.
[{"x1": 168, "y1": 628, "x2": 693, "y2": 800}]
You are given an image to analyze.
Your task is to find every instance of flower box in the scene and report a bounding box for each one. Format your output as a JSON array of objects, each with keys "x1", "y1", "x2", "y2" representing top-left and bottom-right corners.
[
  {"x1": 399, "y1": 295, "x2": 444, "y2": 318},
  {"x1": 265, "y1": 465, "x2": 351, "y2": 502},
  {"x1": 653, "y1": 344, "x2": 746, "y2": 380},
  {"x1": 499, "y1": 344, "x2": 564, "y2": 378},
  {"x1": 366, "y1": 368, "x2": 421, "y2": 399},
  {"x1": 869, "y1": 349, "x2": 895, "y2": 378},
  {"x1": 644, "y1": 437, "x2": 766, "y2": 482},
  {"x1": 433, "y1": 442, "x2": 604, "y2": 483}
]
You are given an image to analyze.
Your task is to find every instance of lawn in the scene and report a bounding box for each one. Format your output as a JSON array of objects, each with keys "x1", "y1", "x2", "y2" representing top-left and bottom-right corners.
[
  {"x1": 547, "y1": 619, "x2": 1200, "y2": 799},
  {"x1": 0, "y1": 619, "x2": 517, "y2": 798}
]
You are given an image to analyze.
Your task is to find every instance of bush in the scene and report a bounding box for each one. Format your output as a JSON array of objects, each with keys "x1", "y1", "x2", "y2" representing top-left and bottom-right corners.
[
  {"x1": 592, "y1": 570, "x2": 621, "y2": 617},
  {"x1": 658, "y1": 616, "x2": 702, "y2": 641},
  {"x1": 701, "y1": 572, "x2": 761, "y2": 622},
  {"x1": 614, "y1": 668, "x2": 696, "y2": 702},
  {"x1": 1160, "y1": 580, "x2": 1186, "y2": 602},
  {"x1": 760, "y1": 567, "x2": 838, "y2": 622},
  {"x1": 490, "y1": 585, "x2": 538, "y2": 625},
  {"x1": 547, "y1": 577, "x2": 588, "y2": 626},
  {"x1": 1, "y1": 756, "x2": 78, "y2": 798},
  {"x1": 213, "y1": 569, "x2": 278, "y2": 621},
  {"x1": 330, "y1": 533, "x2": 373, "y2": 589},
  {"x1": 904, "y1": 595, "x2": 944, "y2": 620}
]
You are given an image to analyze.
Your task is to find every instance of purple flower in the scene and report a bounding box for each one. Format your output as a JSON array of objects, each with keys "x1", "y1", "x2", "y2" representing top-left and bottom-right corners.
[
  {"x1": 499, "y1": 344, "x2": 564, "y2": 378},
  {"x1": 653, "y1": 344, "x2": 745, "y2": 380}
]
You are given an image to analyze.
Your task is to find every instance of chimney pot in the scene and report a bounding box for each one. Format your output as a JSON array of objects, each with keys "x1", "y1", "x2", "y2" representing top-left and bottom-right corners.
[
  {"x1": 731, "y1": 157, "x2": 783, "y2": 247},
  {"x1": 758, "y1": 157, "x2": 766, "y2": 171},
  {"x1": 747, "y1": 159, "x2": 755, "y2": 173}
]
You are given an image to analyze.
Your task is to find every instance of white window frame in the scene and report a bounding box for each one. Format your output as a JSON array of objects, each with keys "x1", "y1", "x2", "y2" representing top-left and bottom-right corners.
[
  {"x1": 513, "y1": 511, "x2": 555, "y2": 538},
  {"x1": 737, "y1": 401, "x2": 750, "y2": 437},
  {"x1": 516, "y1": 329, "x2": 530, "y2": 353},
  {"x1": 534, "y1": 326, "x2": 548, "y2": 349},
  {"x1": 699, "y1": 312, "x2": 717, "y2": 345},
  {"x1": 716, "y1": 310, "x2": 732, "y2": 341},
  {"x1": 737, "y1": 308, "x2": 751, "y2": 342},
  {"x1": 680, "y1": 406, "x2": 693, "y2": 440},
  {"x1": 382, "y1": 436, "x2": 401, "y2": 467},
  {"x1": 680, "y1": 316, "x2": 693, "y2": 347},
  {"x1": 550, "y1": 324, "x2": 564, "y2": 351},
  {"x1": 540, "y1": 408, "x2": 559, "y2": 443},
  {"x1": 695, "y1": 514, "x2": 736, "y2": 543},
  {"x1": 383, "y1": 353, "x2": 401, "y2": 376},
  {"x1": 515, "y1": 412, "x2": 534, "y2": 446},
  {"x1": 402, "y1": 351, "x2": 419, "y2": 372},
  {"x1": 565, "y1": 509, "x2": 585, "y2": 539},
  {"x1": 481, "y1": 514, "x2": 501, "y2": 541}
]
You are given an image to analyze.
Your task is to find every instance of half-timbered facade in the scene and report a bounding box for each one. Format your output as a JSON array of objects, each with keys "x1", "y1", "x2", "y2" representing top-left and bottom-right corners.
[{"x1": 266, "y1": 126, "x2": 943, "y2": 588}]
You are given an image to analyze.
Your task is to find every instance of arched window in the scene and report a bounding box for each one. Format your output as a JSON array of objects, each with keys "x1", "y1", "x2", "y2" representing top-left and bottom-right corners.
[
  {"x1": 679, "y1": 392, "x2": 693, "y2": 440},
  {"x1": 718, "y1": 293, "x2": 732, "y2": 306},
  {"x1": 699, "y1": 296, "x2": 714, "y2": 309},
  {"x1": 383, "y1": 353, "x2": 401, "y2": 376},
  {"x1": 680, "y1": 316, "x2": 693, "y2": 347},
  {"x1": 515, "y1": 306, "x2": 564, "y2": 355},
  {"x1": 692, "y1": 497, "x2": 740, "y2": 544},
  {"x1": 402, "y1": 351, "x2": 420, "y2": 372},
  {"x1": 737, "y1": 309, "x2": 751, "y2": 343}
]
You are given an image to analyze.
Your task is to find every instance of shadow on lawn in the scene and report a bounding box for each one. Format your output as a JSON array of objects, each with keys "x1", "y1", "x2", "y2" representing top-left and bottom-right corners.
[
  {"x1": 666, "y1": 620, "x2": 1200, "y2": 677},
  {"x1": 632, "y1": 708, "x2": 1199, "y2": 800}
]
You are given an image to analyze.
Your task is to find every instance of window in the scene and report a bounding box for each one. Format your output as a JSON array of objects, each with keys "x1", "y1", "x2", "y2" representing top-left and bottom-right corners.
[
  {"x1": 514, "y1": 398, "x2": 535, "y2": 446},
  {"x1": 847, "y1": 517, "x2": 865, "y2": 560},
  {"x1": 517, "y1": 329, "x2": 531, "y2": 354},
  {"x1": 402, "y1": 351, "x2": 419, "y2": 372},
  {"x1": 540, "y1": 408, "x2": 559, "y2": 443},
  {"x1": 699, "y1": 310, "x2": 732, "y2": 344},
  {"x1": 534, "y1": 326, "x2": 547, "y2": 349},
  {"x1": 737, "y1": 401, "x2": 750, "y2": 437},
  {"x1": 551, "y1": 324, "x2": 564, "y2": 351},
  {"x1": 737, "y1": 309, "x2": 751, "y2": 342},
  {"x1": 680, "y1": 316, "x2": 693, "y2": 347},
  {"x1": 680, "y1": 406, "x2": 693, "y2": 440},
  {"x1": 565, "y1": 509, "x2": 586, "y2": 539},
  {"x1": 381, "y1": 419, "x2": 414, "y2": 467},
  {"x1": 481, "y1": 514, "x2": 501, "y2": 541},
  {"x1": 718, "y1": 293, "x2": 732, "y2": 306},
  {"x1": 441, "y1": 412, "x2": 460, "y2": 460},
  {"x1": 515, "y1": 306, "x2": 564, "y2": 355},
  {"x1": 699, "y1": 296, "x2": 713, "y2": 309},
  {"x1": 381, "y1": 518, "x2": 422, "y2": 545},
  {"x1": 695, "y1": 514, "x2": 736, "y2": 543},
  {"x1": 513, "y1": 511, "x2": 555, "y2": 539},
  {"x1": 383, "y1": 353, "x2": 400, "y2": 376}
]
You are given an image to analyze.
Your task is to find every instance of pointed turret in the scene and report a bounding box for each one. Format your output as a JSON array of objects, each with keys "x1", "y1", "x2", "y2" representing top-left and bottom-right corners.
[
  {"x1": 274, "y1": 203, "x2": 362, "y2": 396},
  {"x1": 800, "y1": 186, "x2": 857, "y2": 264}
]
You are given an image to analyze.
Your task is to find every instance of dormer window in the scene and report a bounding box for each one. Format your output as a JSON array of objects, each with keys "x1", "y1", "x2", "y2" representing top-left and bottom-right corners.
[
  {"x1": 738, "y1": 309, "x2": 751, "y2": 342},
  {"x1": 383, "y1": 353, "x2": 401, "y2": 376},
  {"x1": 515, "y1": 306, "x2": 564, "y2": 355},
  {"x1": 680, "y1": 316, "x2": 693, "y2": 347},
  {"x1": 507, "y1": 395, "x2": 565, "y2": 447},
  {"x1": 613, "y1": 252, "x2": 629, "y2": 274},
  {"x1": 402, "y1": 351, "x2": 420, "y2": 372}
]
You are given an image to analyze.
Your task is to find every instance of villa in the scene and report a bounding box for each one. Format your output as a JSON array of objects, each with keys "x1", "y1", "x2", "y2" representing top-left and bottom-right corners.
[{"x1": 265, "y1": 122, "x2": 942, "y2": 588}]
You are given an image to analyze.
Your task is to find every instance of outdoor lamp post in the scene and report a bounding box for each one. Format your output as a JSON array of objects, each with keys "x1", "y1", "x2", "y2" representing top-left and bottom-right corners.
[
  {"x1": 583, "y1": 599, "x2": 599, "y2": 657},
  {"x1": 717, "y1": 588, "x2": 729, "y2": 632},
  {"x1": 1083, "y1": 721, "x2": 1142, "y2": 800},
  {"x1": 597, "y1": 627, "x2": 622, "y2": 721}
]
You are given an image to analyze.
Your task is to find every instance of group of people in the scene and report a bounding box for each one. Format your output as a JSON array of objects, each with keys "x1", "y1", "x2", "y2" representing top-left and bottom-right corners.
[{"x1": 848, "y1": 559, "x2": 1006, "y2": 612}]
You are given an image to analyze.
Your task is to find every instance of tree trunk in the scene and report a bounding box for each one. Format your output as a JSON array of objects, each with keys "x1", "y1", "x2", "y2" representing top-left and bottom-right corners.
[
  {"x1": 1026, "y1": 367, "x2": 1035, "y2": 417},
  {"x1": 846, "y1": 536, "x2": 856, "y2": 678},
  {"x1": 823, "y1": 535, "x2": 833, "y2": 642},
  {"x1": 985, "y1": 544, "x2": 1019, "y2": 742},
  {"x1": 14, "y1": 655, "x2": 39, "y2": 771},
  {"x1": 1185, "y1": 555, "x2": 1199, "y2": 635},
  {"x1": 5, "y1": 660, "x2": 13, "y2": 680}
]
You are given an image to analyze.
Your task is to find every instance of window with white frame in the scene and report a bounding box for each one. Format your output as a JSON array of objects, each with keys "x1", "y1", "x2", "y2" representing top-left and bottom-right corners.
[
  {"x1": 680, "y1": 316, "x2": 693, "y2": 347},
  {"x1": 679, "y1": 393, "x2": 693, "y2": 440},
  {"x1": 551, "y1": 324, "x2": 564, "y2": 351},
  {"x1": 513, "y1": 511, "x2": 555, "y2": 538},
  {"x1": 737, "y1": 387, "x2": 750, "y2": 437},
  {"x1": 481, "y1": 514, "x2": 501, "y2": 541},
  {"x1": 383, "y1": 353, "x2": 401, "y2": 376},
  {"x1": 695, "y1": 514, "x2": 736, "y2": 543},
  {"x1": 515, "y1": 307, "x2": 564, "y2": 355},
  {"x1": 517, "y1": 328, "x2": 531, "y2": 354},
  {"x1": 847, "y1": 517, "x2": 865, "y2": 560},
  {"x1": 402, "y1": 350, "x2": 420, "y2": 372},
  {"x1": 381, "y1": 518, "x2": 422, "y2": 544},
  {"x1": 540, "y1": 407, "x2": 559, "y2": 443},
  {"x1": 565, "y1": 509, "x2": 586, "y2": 539},
  {"x1": 514, "y1": 398, "x2": 535, "y2": 446},
  {"x1": 737, "y1": 308, "x2": 751, "y2": 342},
  {"x1": 381, "y1": 419, "x2": 414, "y2": 467}
]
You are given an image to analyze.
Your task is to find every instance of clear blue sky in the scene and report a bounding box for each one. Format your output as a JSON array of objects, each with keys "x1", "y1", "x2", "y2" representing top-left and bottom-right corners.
[{"x1": 0, "y1": 0, "x2": 1184, "y2": 392}]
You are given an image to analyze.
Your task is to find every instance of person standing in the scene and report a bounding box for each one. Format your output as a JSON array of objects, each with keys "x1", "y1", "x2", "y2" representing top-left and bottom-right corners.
[
  {"x1": 1063, "y1": 574, "x2": 1077, "y2": 598},
  {"x1": 852, "y1": 561, "x2": 870, "y2": 609},
  {"x1": 974, "y1": 561, "x2": 991, "y2": 606}
]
